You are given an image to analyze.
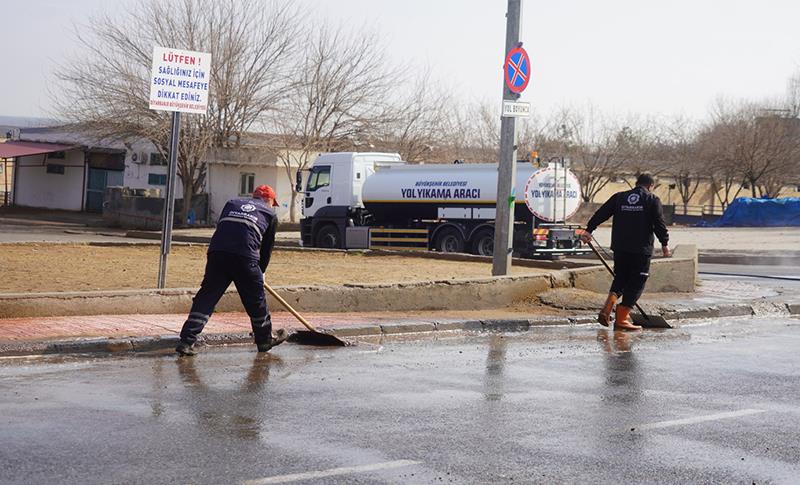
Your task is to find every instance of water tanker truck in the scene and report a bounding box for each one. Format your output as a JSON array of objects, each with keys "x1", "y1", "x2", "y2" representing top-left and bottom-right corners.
[{"x1": 297, "y1": 152, "x2": 587, "y2": 258}]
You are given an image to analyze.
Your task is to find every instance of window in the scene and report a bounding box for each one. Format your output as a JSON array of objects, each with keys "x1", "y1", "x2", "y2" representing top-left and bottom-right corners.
[
  {"x1": 306, "y1": 166, "x2": 331, "y2": 192},
  {"x1": 47, "y1": 151, "x2": 65, "y2": 160},
  {"x1": 240, "y1": 173, "x2": 255, "y2": 195},
  {"x1": 148, "y1": 173, "x2": 167, "y2": 185},
  {"x1": 0, "y1": 165, "x2": 4, "y2": 175},
  {"x1": 46, "y1": 164, "x2": 65, "y2": 175},
  {"x1": 149, "y1": 153, "x2": 167, "y2": 166}
]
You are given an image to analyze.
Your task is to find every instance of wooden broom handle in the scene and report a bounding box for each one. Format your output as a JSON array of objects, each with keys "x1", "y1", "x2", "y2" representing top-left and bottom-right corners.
[{"x1": 263, "y1": 281, "x2": 318, "y2": 333}]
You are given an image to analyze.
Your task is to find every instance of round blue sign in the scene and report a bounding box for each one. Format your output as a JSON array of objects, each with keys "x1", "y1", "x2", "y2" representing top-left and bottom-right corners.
[{"x1": 504, "y1": 47, "x2": 531, "y2": 94}]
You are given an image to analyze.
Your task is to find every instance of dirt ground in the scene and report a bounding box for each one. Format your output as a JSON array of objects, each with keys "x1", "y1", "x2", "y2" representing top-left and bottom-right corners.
[{"x1": 0, "y1": 244, "x2": 549, "y2": 293}]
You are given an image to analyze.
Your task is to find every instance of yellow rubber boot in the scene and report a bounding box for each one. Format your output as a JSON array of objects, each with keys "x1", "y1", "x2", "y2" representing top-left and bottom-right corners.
[
  {"x1": 614, "y1": 305, "x2": 642, "y2": 331},
  {"x1": 597, "y1": 293, "x2": 618, "y2": 327}
]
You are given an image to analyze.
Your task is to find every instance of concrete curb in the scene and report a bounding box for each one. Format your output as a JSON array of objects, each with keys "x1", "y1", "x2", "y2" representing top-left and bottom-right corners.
[{"x1": 2, "y1": 301, "x2": 796, "y2": 357}]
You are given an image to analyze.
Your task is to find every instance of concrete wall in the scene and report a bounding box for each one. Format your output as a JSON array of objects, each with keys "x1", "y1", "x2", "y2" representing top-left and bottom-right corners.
[
  {"x1": 102, "y1": 187, "x2": 208, "y2": 229},
  {"x1": 14, "y1": 149, "x2": 85, "y2": 211},
  {"x1": 207, "y1": 163, "x2": 300, "y2": 222}
]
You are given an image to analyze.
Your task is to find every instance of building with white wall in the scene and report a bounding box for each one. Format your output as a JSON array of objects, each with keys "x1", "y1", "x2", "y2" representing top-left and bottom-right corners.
[
  {"x1": 206, "y1": 146, "x2": 302, "y2": 222},
  {"x1": 20, "y1": 126, "x2": 183, "y2": 204},
  {"x1": 6, "y1": 125, "x2": 303, "y2": 221}
]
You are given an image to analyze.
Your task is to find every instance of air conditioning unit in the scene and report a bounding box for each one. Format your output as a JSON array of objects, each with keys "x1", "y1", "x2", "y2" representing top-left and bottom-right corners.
[{"x1": 131, "y1": 151, "x2": 146, "y2": 164}]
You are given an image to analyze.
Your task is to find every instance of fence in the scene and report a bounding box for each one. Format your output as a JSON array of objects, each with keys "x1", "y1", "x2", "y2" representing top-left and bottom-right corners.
[
  {"x1": 102, "y1": 186, "x2": 209, "y2": 230},
  {"x1": 672, "y1": 204, "x2": 725, "y2": 217}
]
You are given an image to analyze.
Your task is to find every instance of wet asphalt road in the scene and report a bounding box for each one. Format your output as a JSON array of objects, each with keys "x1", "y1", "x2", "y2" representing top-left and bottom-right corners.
[
  {"x1": 700, "y1": 263, "x2": 800, "y2": 294},
  {"x1": 1, "y1": 317, "x2": 799, "y2": 484}
]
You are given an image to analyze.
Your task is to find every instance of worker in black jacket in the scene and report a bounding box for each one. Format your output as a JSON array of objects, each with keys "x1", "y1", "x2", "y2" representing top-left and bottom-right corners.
[
  {"x1": 176, "y1": 185, "x2": 288, "y2": 356},
  {"x1": 580, "y1": 174, "x2": 670, "y2": 330}
]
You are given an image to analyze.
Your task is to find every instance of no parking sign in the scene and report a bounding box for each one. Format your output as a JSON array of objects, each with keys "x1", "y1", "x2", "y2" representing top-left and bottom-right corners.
[{"x1": 504, "y1": 46, "x2": 531, "y2": 94}]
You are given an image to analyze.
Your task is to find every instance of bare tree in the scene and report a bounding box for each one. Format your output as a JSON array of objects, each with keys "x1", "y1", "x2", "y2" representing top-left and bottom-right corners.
[
  {"x1": 429, "y1": 100, "x2": 544, "y2": 164},
  {"x1": 696, "y1": 103, "x2": 746, "y2": 209},
  {"x1": 728, "y1": 103, "x2": 795, "y2": 198},
  {"x1": 434, "y1": 103, "x2": 478, "y2": 163},
  {"x1": 661, "y1": 117, "x2": 702, "y2": 213},
  {"x1": 272, "y1": 25, "x2": 397, "y2": 222},
  {"x1": 379, "y1": 70, "x2": 452, "y2": 163},
  {"x1": 55, "y1": 0, "x2": 300, "y2": 223},
  {"x1": 540, "y1": 105, "x2": 643, "y2": 203}
]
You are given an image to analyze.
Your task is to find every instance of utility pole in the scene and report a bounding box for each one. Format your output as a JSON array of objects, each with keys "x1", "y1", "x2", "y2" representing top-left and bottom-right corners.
[{"x1": 492, "y1": 0, "x2": 522, "y2": 276}]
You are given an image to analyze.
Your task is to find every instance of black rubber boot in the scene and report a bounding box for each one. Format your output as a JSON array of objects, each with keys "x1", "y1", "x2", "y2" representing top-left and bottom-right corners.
[
  {"x1": 175, "y1": 341, "x2": 197, "y2": 356},
  {"x1": 256, "y1": 329, "x2": 289, "y2": 352}
]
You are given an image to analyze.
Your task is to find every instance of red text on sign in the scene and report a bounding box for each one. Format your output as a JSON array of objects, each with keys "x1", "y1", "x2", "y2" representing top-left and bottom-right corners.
[{"x1": 162, "y1": 53, "x2": 196, "y2": 65}]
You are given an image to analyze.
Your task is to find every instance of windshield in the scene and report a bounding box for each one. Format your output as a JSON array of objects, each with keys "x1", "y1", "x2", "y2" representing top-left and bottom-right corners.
[{"x1": 306, "y1": 165, "x2": 331, "y2": 192}]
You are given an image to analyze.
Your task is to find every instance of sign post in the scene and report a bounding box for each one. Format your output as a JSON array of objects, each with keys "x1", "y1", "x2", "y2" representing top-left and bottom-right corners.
[
  {"x1": 148, "y1": 46, "x2": 211, "y2": 288},
  {"x1": 492, "y1": 0, "x2": 529, "y2": 276}
]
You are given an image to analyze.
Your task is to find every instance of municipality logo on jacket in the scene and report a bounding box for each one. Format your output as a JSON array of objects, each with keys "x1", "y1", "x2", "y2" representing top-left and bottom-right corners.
[
  {"x1": 240, "y1": 204, "x2": 256, "y2": 212},
  {"x1": 622, "y1": 192, "x2": 644, "y2": 212}
]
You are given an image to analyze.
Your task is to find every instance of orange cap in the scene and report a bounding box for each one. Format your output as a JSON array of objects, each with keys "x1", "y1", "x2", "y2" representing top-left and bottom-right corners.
[{"x1": 253, "y1": 185, "x2": 279, "y2": 207}]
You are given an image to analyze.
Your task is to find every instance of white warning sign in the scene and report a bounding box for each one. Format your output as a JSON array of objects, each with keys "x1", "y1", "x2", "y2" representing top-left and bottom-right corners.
[{"x1": 149, "y1": 46, "x2": 211, "y2": 115}]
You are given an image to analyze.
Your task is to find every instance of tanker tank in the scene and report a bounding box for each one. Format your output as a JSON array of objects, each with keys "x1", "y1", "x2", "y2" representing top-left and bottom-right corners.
[{"x1": 361, "y1": 163, "x2": 540, "y2": 225}]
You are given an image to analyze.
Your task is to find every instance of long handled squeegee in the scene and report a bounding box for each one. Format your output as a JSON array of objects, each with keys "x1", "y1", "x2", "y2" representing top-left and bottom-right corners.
[
  {"x1": 586, "y1": 240, "x2": 672, "y2": 329},
  {"x1": 263, "y1": 281, "x2": 350, "y2": 346}
]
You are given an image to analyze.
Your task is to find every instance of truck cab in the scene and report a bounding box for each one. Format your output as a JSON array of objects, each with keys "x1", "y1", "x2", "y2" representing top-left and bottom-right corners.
[{"x1": 300, "y1": 152, "x2": 404, "y2": 248}]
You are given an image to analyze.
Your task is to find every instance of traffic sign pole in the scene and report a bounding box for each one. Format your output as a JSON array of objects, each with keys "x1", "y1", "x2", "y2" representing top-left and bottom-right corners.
[
  {"x1": 157, "y1": 111, "x2": 181, "y2": 289},
  {"x1": 492, "y1": 0, "x2": 523, "y2": 276}
]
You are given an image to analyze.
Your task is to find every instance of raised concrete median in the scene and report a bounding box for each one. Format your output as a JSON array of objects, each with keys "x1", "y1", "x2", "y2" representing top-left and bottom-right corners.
[{"x1": 0, "y1": 245, "x2": 698, "y2": 319}]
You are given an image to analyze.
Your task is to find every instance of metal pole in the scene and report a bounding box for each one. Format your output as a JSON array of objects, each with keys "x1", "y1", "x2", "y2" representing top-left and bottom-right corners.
[
  {"x1": 552, "y1": 159, "x2": 558, "y2": 223},
  {"x1": 562, "y1": 158, "x2": 568, "y2": 223},
  {"x1": 492, "y1": 0, "x2": 522, "y2": 276},
  {"x1": 157, "y1": 111, "x2": 181, "y2": 288},
  {"x1": 3, "y1": 159, "x2": 8, "y2": 207}
]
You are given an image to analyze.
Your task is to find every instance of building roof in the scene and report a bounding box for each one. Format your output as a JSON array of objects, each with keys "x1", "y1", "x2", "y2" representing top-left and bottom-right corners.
[
  {"x1": 0, "y1": 141, "x2": 77, "y2": 159},
  {"x1": 19, "y1": 125, "x2": 132, "y2": 150}
]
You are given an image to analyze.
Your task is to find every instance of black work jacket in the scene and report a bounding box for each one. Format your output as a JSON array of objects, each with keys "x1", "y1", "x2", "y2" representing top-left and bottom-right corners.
[
  {"x1": 209, "y1": 198, "x2": 278, "y2": 272},
  {"x1": 586, "y1": 186, "x2": 669, "y2": 255}
]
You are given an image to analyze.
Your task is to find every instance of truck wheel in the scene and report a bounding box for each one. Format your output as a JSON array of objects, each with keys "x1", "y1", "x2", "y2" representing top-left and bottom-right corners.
[
  {"x1": 435, "y1": 228, "x2": 465, "y2": 253},
  {"x1": 471, "y1": 230, "x2": 494, "y2": 256},
  {"x1": 315, "y1": 225, "x2": 341, "y2": 249}
]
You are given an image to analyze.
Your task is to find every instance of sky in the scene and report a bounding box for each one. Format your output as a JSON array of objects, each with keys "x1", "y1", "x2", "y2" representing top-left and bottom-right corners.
[{"x1": 3, "y1": 0, "x2": 800, "y2": 122}]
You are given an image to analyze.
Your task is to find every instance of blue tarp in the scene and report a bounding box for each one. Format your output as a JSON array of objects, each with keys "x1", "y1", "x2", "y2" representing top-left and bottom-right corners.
[{"x1": 715, "y1": 197, "x2": 800, "y2": 227}]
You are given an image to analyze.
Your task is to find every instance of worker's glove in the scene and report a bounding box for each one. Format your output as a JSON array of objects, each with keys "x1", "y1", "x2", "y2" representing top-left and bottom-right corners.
[{"x1": 662, "y1": 245, "x2": 672, "y2": 258}]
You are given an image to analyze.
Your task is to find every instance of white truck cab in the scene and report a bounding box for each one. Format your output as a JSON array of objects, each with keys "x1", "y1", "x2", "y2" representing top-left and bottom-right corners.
[{"x1": 299, "y1": 152, "x2": 404, "y2": 247}]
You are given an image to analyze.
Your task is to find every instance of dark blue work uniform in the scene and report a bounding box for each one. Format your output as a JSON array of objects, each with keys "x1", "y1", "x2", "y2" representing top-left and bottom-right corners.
[
  {"x1": 179, "y1": 198, "x2": 278, "y2": 346},
  {"x1": 586, "y1": 186, "x2": 669, "y2": 307}
]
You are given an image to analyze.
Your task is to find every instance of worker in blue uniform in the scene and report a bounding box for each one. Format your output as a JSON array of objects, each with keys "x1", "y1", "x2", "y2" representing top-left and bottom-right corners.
[{"x1": 176, "y1": 185, "x2": 288, "y2": 356}]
